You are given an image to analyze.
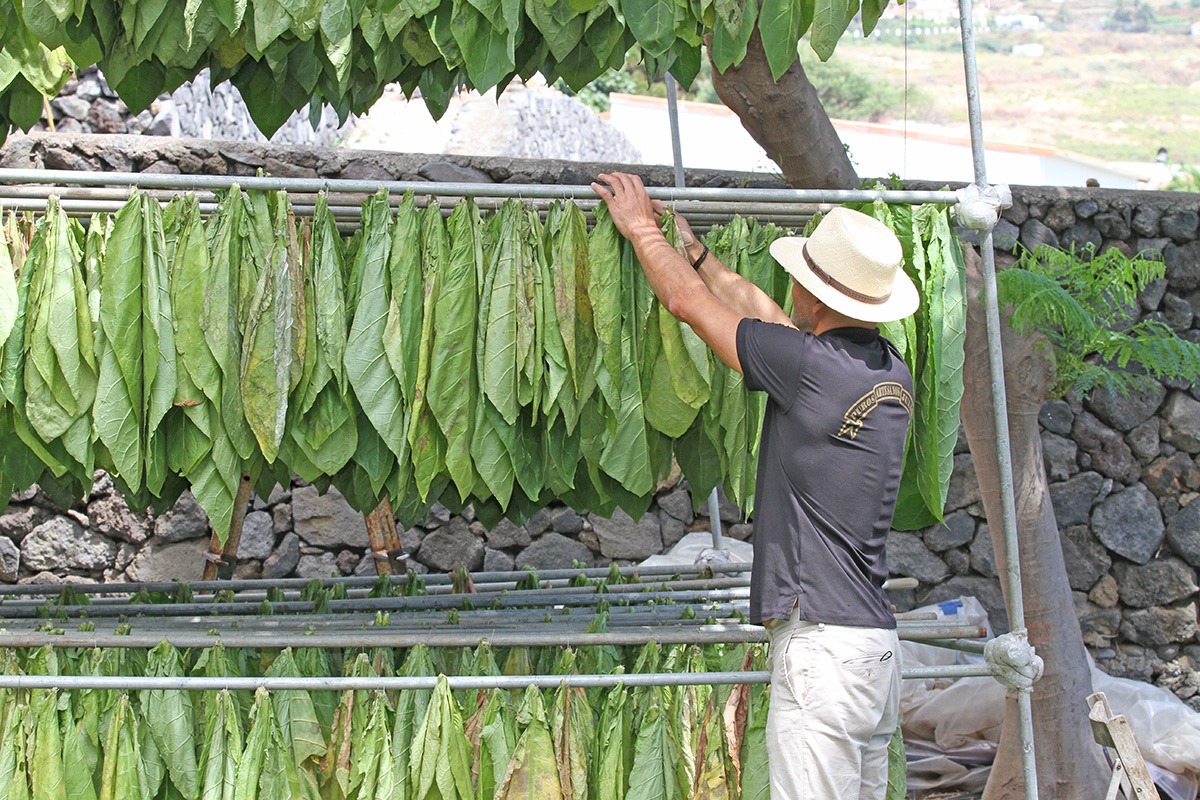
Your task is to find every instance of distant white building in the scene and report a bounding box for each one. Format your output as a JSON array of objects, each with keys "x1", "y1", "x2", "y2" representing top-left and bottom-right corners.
[
  {"x1": 605, "y1": 93, "x2": 1152, "y2": 190},
  {"x1": 1191, "y1": 19, "x2": 1200, "y2": 38},
  {"x1": 1011, "y1": 42, "x2": 1045, "y2": 57},
  {"x1": 993, "y1": 13, "x2": 1043, "y2": 30}
]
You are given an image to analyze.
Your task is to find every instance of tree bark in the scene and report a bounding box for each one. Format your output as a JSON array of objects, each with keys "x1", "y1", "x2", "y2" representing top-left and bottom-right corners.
[
  {"x1": 959, "y1": 248, "x2": 1109, "y2": 799},
  {"x1": 708, "y1": 30, "x2": 858, "y2": 190}
]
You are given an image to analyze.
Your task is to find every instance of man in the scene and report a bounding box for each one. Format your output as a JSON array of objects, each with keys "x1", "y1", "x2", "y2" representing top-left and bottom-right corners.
[{"x1": 591, "y1": 172, "x2": 918, "y2": 800}]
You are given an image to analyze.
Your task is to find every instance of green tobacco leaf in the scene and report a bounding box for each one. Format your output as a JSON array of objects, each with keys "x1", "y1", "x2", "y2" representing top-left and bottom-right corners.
[
  {"x1": 0, "y1": 221, "x2": 36, "y2": 408},
  {"x1": 0, "y1": 226, "x2": 16, "y2": 352},
  {"x1": 239, "y1": 193, "x2": 296, "y2": 464},
  {"x1": 626, "y1": 688, "x2": 680, "y2": 800},
  {"x1": 495, "y1": 685, "x2": 563, "y2": 800},
  {"x1": 145, "y1": 642, "x2": 200, "y2": 800},
  {"x1": 32, "y1": 690, "x2": 66, "y2": 800},
  {"x1": 198, "y1": 691, "x2": 242, "y2": 800},
  {"x1": 885, "y1": 723, "x2": 907, "y2": 800},
  {"x1": 483, "y1": 201, "x2": 521, "y2": 425},
  {"x1": 349, "y1": 691, "x2": 397, "y2": 800},
  {"x1": 592, "y1": 685, "x2": 630, "y2": 800},
  {"x1": 809, "y1": 0, "x2": 859, "y2": 60},
  {"x1": 99, "y1": 695, "x2": 146, "y2": 800},
  {"x1": 169, "y1": 196, "x2": 221, "y2": 401},
  {"x1": 427, "y1": 199, "x2": 480, "y2": 501},
  {"x1": 24, "y1": 200, "x2": 95, "y2": 452},
  {"x1": 406, "y1": 203, "x2": 449, "y2": 500},
  {"x1": 263, "y1": 650, "x2": 327, "y2": 771},
  {"x1": 392, "y1": 645, "x2": 435, "y2": 800},
  {"x1": 737, "y1": 680, "x2": 770, "y2": 800},
  {"x1": 233, "y1": 689, "x2": 271, "y2": 800},
  {"x1": 384, "y1": 193, "x2": 424, "y2": 407},
  {"x1": 141, "y1": 194, "x2": 177, "y2": 498},
  {"x1": 470, "y1": 689, "x2": 516, "y2": 800},
  {"x1": 202, "y1": 189, "x2": 257, "y2": 463},
  {"x1": 61, "y1": 705, "x2": 99, "y2": 800},
  {"x1": 549, "y1": 682, "x2": 592, "y2": 800},
  {"x1": 410, "y1": 676, "x2": 473, "y2": 800},
  {"x1": 346, "y1": 191, "x2": 409, "y2": 463},
  {"x1": 932, "y1": 209, "x2": 966, "y2": 518},
  {"x1": 587, "y1": 206, "x2": 621, "y2": 408},
  {"x1": 471, "y1": 225, "x2": 517, "y2": 507}
]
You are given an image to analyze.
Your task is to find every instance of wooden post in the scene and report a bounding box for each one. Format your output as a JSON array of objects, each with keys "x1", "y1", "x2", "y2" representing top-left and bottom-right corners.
[
  {"x1": 202, "y1": 474, "x2": 254, "y2": 581},
  {"x1": 364, "y1": 498, "x2": 405, "y2": 576}
]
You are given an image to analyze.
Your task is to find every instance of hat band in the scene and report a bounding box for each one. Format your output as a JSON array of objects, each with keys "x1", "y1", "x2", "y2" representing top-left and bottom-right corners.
[{"x1": 802, "y1": 244, "x2": 892, "y2": 305}]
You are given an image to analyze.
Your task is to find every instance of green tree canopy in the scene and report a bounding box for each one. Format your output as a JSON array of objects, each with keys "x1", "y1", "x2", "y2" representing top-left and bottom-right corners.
[{"x1": 0, "y1": 0, "x2": 890, "y2": 144}]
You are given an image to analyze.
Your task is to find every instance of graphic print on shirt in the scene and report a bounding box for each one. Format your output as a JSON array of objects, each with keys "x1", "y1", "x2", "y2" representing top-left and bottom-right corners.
[{"x1": 837, "y1": 382, "x2": 914, "y2": 440}]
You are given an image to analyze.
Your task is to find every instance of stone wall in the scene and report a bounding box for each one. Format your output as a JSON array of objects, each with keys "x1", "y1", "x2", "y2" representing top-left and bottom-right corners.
[
  {"x1": 0, "y1": 133, "x2": 1198, "y2": 710},
  {"x1": 31, "y1": 67, "x2": 348, "y2": 146}
]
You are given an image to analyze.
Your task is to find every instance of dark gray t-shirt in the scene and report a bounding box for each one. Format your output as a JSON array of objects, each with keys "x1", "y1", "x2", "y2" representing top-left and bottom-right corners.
[{"x1": 736, "y1": 318, "x2": 913, "y2": 628}]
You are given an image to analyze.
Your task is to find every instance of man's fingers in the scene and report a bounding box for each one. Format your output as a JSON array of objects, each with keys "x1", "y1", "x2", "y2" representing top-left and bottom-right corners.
[{"x1": 590, "y1": 181, "x2": 614, "y2": 202}]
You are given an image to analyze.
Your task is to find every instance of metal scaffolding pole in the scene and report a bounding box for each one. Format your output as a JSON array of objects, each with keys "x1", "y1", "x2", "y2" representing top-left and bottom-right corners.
[
  {"x1": 0, "y1": 662, "x2": 994, "y2": 692},
  {"x1": 957, "y1": 0, "x2": 1038, "y2": 797},
  {"x1": 0, "y1": 168, "x2": 958, "y2": 205},
  {"x1": 0, "y1": 563, "x2": 755, "y2": 597}
]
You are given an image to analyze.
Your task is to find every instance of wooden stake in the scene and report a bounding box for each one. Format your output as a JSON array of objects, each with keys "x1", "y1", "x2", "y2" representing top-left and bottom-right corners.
[
  {"x1": 364, "y1": 498, "x2": 405, "y2": 576},
  {"x1": 202, "y1": 474, "x2": 254, "y2": 581}
]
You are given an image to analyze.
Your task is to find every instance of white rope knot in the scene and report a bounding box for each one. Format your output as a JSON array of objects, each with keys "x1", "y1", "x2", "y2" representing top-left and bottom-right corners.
[
  {"x1": 985, "y1": 632, "x2": 1044, "y2": 692},
  {"x1": 694, "y1": 547, "x2": 735, "y2": 568},
  {"x1": 953, "y1": 184, "x2": 1013, "y2": 231}
]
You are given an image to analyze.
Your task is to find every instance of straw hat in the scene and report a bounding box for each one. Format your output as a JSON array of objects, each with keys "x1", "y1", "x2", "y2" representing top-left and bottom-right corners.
[{"x1": 769, "y1": 208, "x2": 919, "y2": 323}]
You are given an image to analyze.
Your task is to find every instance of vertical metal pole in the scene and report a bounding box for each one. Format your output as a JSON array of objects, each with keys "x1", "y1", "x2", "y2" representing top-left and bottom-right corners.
[
  {"x1": 664, "y1": 75, "x2": 686, "y2": 190},
  {"x1": 956, "y1": 1, "x2": 1038, "y2": 798},
  {"x1": 665, "y1": 72, "x2": 725, "y2": 551}
]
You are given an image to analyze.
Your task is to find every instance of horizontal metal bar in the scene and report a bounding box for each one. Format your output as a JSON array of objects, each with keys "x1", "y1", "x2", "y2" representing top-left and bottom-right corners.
[
  {"x1": 0, "y1": 561, "x2": 911, "y2": 599},
  {"x1": 0, "y1": 626, "x2": 768, "y2": 649},
  {"x1": 0, "y1": 184, "x2": 831, "y2": 219},
  {"x1": 0, "y1": 168, "x2": 959, "y2": 205},
  {"x1": 0, "y1": 575, "x2": 751, "y2": 612},
  {"x1": 0, "y1": 587, "x2": 751, "y2": 619},
  {"x1": 916, "y1": 638, "x2": 989, "y2": 655},
  {"x1": 0, "y1": 672, "x2": 772, "y2": 691},
  {"x1": 0, "y1": 663, "x2": 991, "y2": 690},
  {"x1": 0, "y1": 622, "x2": 986, "y2": 650},
  {"x1": 0, "y1": 563, "x2": 753, "y2": 597}
]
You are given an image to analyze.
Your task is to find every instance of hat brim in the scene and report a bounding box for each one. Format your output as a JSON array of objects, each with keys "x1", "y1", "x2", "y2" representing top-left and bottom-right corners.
[{"x1": 769, "y1": 237, "x2": 920, "y2": 324}]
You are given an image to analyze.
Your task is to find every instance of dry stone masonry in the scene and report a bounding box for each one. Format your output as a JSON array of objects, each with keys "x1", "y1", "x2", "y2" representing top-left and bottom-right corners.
[{"x1": 1, "y1": 133, "x2": 1198, "y2": 710}]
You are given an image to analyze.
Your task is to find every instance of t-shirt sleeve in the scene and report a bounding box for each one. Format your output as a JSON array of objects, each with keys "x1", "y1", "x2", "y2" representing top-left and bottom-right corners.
[{"x1": 736, "y1": 318, "x2": 808, "y2": 410}]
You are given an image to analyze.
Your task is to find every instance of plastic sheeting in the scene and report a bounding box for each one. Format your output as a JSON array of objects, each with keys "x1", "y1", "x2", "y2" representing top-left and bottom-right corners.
[{"x1": 901, "y1": 597, "x2": 1200, "y2": 800}]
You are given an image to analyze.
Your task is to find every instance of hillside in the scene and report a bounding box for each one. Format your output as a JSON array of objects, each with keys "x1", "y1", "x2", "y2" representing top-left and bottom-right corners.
[{"x1": 817, "y1": 0, "x2": 1200, "y2": 164}]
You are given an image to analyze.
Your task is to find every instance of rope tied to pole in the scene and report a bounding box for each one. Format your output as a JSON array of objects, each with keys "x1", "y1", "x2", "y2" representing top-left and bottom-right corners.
[
  {"x1": 953, "y1": 183, "x2": 1012, "y2": 231},
  {"x1": 985, "y1": 631, "x2": 1044, "y2": 692}
]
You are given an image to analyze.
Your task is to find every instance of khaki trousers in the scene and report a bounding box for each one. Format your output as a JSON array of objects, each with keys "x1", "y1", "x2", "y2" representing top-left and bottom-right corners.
[{"x1": 763, "y1": 610, "x2": 902, "y2": 800}]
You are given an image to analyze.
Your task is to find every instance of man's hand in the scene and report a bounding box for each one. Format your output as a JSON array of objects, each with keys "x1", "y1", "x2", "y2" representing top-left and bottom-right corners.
[{"x1": 590, "y1": 172, "x2": 663, "y2": 243}]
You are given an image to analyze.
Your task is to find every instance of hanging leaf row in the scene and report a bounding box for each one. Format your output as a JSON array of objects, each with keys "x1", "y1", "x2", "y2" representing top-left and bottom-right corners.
[
  {"x1": 0, "y1": 0, "x2": 893, "y2": 143},
  {"x1": 0, "y1": 189, "x2": 964, "y2": 543},
  {"x1": 0, "y1": 189, "x2": 791, "y2": 540},
  {"x1": 0, "y1": 635, "x2": 837, "y2": 800}
]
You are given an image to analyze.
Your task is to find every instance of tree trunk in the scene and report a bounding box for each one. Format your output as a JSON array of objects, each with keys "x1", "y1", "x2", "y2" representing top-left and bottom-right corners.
[
  {"x1": 708, "y1": 30, "x2": 858, "y2": 190},
  {"x1": 959, "y1": 248, "x2": 1109, "y2": 799}
]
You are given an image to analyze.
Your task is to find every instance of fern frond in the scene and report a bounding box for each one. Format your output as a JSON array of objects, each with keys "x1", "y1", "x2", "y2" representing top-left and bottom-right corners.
[
  {"x1": 1018, "y1": 244, "x2": 1164, "y2": 327},
  {"x1": 998, "y1": 245, "x2": 1193, "y2": 400},
  {"x1": 997, "y1": 267, "x2": 1097, "y2": 340},
  {"x1": 1095, "y1": 320, "x2": 1200, "y2": 384}
]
